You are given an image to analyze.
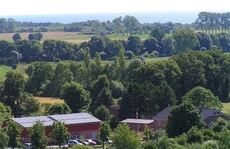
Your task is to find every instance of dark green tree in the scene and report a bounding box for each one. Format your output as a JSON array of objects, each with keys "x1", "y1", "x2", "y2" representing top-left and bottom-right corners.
[
  {"x1": 166, "y1": 101, "x2": 204, "y2": 138},
  {"x1": 50, "y1": 121, "x2": 69, "y2": 147},
  {"x1": 99, "y1": 122, "x2": 111, "y2": 149},
  {"x1": 172, "y1": 28, "x2": 198, "y2": 54},
  {"x1": 150, "y1": 27, "x2": 165, "y2": 42},
  {"x1": 29, "y1": 121, "x2": 49, "y2": 149},
  {"x1": 6, "y1": 120, "x2": 22, "y2": 149},
  {"x1": 61, "y1": 81, "x2": 91, "y2": 113},
  {"x1": 3, "y1": 71, "x2": 26, "y2": 117},
  {"x1": 126, "y1": 36, "x2": 142, "y2": 55},
  {"x1": 186, "y1": 126, "x2": 203, "y2": 144},
  {"x1": 12, "y1": 33, "x2": 21, "y2": 41},
  {"x1": 25, "y1": 62, "x2": 53, "y2": 95},
  {"x1": 94, "y1": 105, "x2": 110, "y2": 121},
  {"x1": 18, "y1": 92, "x2": 41, "y2": 117}
]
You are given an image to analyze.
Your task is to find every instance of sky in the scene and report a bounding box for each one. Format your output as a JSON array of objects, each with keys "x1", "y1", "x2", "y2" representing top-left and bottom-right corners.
[{"x1": 1, "y1": 0, "x2": 229, "y2": 16}]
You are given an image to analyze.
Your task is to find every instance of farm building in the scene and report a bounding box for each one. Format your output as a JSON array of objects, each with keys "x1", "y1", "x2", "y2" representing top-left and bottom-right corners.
[
  {"x1": 120, "y1": 118, "x2": 154, "y2": 132},
  {"x1": 8, "y1": 113, "x2": 101, "y2": 143}
]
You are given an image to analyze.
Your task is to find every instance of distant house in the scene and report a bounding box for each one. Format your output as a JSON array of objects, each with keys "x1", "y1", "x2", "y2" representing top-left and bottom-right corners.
[
  {"x1": 120, "y1": 118, "x2": 154, "y2": 132},
  {"x1": 6, "y1": 113, "x2": 101, "y2": 143},
  {"x1": 152, "y1": 106, "x2": 230, "y2": 131},
  {"x1": 152, "y1": 106, "x2": 171, "y2": 131},
  {"x1": 108, "y1": 105, "x2": 120, "y2": 117}
]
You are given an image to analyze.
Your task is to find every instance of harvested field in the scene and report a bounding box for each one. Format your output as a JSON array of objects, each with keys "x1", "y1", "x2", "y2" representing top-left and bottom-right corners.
[
  {"x1": 35, "y1": 97, "x2": 64, "y2": 104},
  {"x1": 0, "y1": 32, "x2": 92, "y2": 43}
]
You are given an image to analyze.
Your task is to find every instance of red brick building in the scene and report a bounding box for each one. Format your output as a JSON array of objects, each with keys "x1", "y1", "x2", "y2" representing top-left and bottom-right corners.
[
  {"x1": 9, "y1": 113, "x2": 101, "y2": 143},
  {"x1": 120, "y1": 118, "x2": 154, "y2": 132}
]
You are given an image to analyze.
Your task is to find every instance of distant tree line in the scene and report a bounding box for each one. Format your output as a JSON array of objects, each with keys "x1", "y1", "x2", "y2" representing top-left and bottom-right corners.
[
  {"x1": 196, "y1": 12, "x2": 230, "y2": 33},
  {"x1": 2, "y1": 28, "x2": 230, "y2": 66}
]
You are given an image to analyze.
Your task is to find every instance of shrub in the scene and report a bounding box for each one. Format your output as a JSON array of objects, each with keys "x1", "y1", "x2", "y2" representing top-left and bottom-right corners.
[
  {"x1": 142, "y1": 52, "x2": 150, "y2": 58},
  {"x1": 54, "y1": 58, "x2": 61, "y2": 63},
  {"x1": 12, "y1": 64, "x2": 17, "y2": 70},
  {"x1": 186, "y1": 127, "x2": 203, "y2": 144},
  {"x1": 125, "y1": 51, "x2": 135, "y2": 59}
]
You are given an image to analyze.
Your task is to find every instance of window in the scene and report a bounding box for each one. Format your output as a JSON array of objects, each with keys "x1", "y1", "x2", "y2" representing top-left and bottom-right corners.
[{"x1": 92, "y1": 132, "x2": 97, "y2": 139}]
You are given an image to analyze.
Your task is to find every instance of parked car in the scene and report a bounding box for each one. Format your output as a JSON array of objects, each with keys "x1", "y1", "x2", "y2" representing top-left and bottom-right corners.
[
  {"x1": 76, "y1": 139, "x2": 89, "y2": 145},
  {"x1": 23, "y1": 143, "x2": 32, "y2": 149},
  {"x1": 105, "y1": 139, "x2": 112, "y2": 144},
  {"x1": 84, "y1": 139, "x2": 96, "y2": 145},
  {"x1": 92, "y1": 139, "x2": 101, "y2": 145},
  {"x1": 67, "y1": 140, "x2": 83, "y2": 147}
]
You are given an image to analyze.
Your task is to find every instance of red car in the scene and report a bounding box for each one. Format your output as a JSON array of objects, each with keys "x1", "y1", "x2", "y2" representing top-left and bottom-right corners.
[{"x1": 84, "y1": 139, "x2": 96, "y2": 145}]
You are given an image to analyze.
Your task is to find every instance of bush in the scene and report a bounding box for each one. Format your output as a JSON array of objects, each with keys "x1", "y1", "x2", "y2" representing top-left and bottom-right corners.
[
  {"x1": 186, "y1": 127, "x2": 203, "y2": 144},
  {"x1": 54, "y1": 58, "x2": 61, "y2": 63},
  {"x1": 12, "y1": 64, "x2": 17, "y2": 70},
  {"x1": 142, "y1": 52, "x2": 150, "y2": 58},
  {"x1": 149, "y1": 51, "x2": 159, "y2": 58},
  {"x1": 125, "y1": 51, "x2": 135, "y2": 59},
  {"x1": 200, "y1": 47, "x2": 206, "y2": 51},
  {"x1": 142, "y1": 141, "x2": 158, "y2": 149}
]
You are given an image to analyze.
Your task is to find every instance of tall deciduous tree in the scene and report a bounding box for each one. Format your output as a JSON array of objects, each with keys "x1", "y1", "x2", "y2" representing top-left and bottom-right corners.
[
  {"x1": 0, "y1": 101, "x2": 12, "y2": 123},
  {"x1": 61, "y1": 81, "x2": 91, "y2": 113},
  {"x1": 183, "y1": 86, "x2": 222, "y2": 110},
  {"x1": 166, "y1": 101, "x2": 204, "y2": 138},
  {"x1": 18, "y1": 92, "x2": 41, "y2": 117},
  {"x1": 172, "y1": 28, "x2": 198, "y2": 54},
  {"x1": 150, "y1": 27, "x2": 165, "y2": 42},
  {"x1": 6, "y1": 120, "x2": 22, "y2": 149},
  {"x1": 29, "y1": 121, "x2": 49, "y2": 149},
  {"x1": 111, "y1": 123, "x2": 140, "y2": 149},
  {"x1": 4, "y1": 71, "x2": 26, "y2": 117},
  {"x1": 99, "y1": 122, "x2": 111, "y2": 149},
  {"x1": 50, "y1": 122, "x2": 69, "y2": 147},
  {"x1": 0, "y1": 127, "x2": 8, "y2": 149}
]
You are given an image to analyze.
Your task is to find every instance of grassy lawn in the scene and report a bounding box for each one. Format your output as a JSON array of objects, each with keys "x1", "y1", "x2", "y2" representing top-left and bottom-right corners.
[{"x1": 0, "y1": 65, "x2": 12, "y2": 81}]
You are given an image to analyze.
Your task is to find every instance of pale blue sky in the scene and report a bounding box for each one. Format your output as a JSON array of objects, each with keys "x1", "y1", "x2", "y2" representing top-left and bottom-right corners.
[{"x1": 1, "y1": 0, "x2": 229, "y2": 16}]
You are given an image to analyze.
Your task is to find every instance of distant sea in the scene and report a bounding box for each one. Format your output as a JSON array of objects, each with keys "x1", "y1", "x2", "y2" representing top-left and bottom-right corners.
[{"x1": 0, "y1": 11, "x2": 200, "y2": 24}]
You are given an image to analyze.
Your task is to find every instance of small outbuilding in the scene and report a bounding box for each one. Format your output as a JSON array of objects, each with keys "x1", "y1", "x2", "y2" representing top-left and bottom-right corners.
[{"x1": 120, "y1": 118, "x2": 154, "y2": 132}]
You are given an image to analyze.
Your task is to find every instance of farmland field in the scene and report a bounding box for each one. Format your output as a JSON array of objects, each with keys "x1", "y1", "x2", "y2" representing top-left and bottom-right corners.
[
  {"x1": 0, "y1": 32, "x2": 151, "y2": 43},
  {"x1": 35, "y1": 97, "x2": 64, "y2": 104}
]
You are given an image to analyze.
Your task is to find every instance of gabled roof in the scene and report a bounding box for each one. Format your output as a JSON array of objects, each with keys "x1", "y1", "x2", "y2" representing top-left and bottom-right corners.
[
  {"x1": 11, "y1": 113, "x2": 101, "y2": 128},
  {"x1": 120, "y1": 118, "x2": 154, "y2": 124},
  {"x1": 12, "y1": 116, "x2": 55, "y2": 128},
  {"x1": 152, "y1": 106, "x2": 230, "y2": 121},
  {"x1": 108, "y1": 105, "x2": 120, "y2": 110},
  {"x1": 200, "y1": 108, "x2": 230, "y2": 121},
  {"x1": 152, "y1": 106, "x2": 171, "y2": 120},
  {"x1": 49, "y1": 113, "x2": 101, "y2": 125}
]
